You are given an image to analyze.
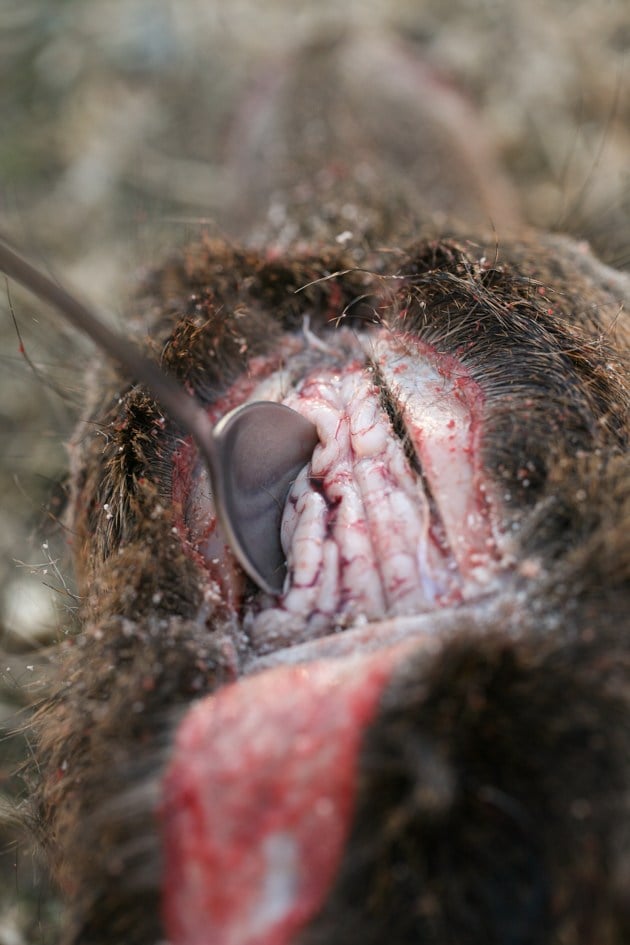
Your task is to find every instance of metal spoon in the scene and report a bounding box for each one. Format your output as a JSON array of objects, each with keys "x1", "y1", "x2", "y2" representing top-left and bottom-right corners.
[
  {"x1": 0, "y1": 238, "x2": 319, "y2": 594},
  {"x1": 213, "y1": 401, "x2": 319, "y2": 593}
]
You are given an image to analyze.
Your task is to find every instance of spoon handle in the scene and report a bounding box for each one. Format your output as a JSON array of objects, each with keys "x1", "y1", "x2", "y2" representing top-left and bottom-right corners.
[{"x1": 0, "y1": 238, "x2": 319, "y2": 596}]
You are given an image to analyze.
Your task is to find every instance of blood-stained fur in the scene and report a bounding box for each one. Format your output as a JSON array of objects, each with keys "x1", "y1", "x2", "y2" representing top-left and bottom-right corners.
[{"x1": 24, "y1": 30, "x2": 630, "y2": 945}]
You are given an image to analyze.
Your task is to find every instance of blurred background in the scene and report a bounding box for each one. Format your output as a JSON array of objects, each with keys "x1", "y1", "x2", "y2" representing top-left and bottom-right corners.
[{"x1": 0, "y1": 1, "x2": 628, "y2": 940}]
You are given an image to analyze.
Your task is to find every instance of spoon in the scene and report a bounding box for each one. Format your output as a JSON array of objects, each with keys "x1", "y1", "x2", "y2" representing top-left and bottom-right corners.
[
  {"x1": 0, "y1": 238, "x2": 319, "y2": 595},
  {"x1": 212, "y1": 401, "x2": 318, "y2": 593}
]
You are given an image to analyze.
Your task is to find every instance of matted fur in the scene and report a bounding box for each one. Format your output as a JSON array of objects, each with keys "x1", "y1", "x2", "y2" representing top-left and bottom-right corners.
[{"x1": 19, "y1": 25, "x2": 630, "y2": 945}]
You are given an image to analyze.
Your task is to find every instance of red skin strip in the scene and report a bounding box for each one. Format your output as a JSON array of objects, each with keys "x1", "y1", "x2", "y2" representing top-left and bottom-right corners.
[{"x1": 160, "y1": 644, "x2": 411, "y2": 945}]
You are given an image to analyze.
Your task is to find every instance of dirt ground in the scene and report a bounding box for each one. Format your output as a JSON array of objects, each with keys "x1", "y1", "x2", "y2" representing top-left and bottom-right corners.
[{"x1": 0, "y1": 1, "x2": 628, "y2": 941}]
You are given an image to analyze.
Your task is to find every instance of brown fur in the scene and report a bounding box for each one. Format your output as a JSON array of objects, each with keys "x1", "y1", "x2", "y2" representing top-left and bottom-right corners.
[{"x1": 27, "y1": 32, "x2": 630, "y2": 945}]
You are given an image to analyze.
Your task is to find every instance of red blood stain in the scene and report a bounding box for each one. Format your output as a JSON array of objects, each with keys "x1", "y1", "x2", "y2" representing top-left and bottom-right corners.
[{"x1": 161, "y1": 646, "x2": 406, "y2": 945}]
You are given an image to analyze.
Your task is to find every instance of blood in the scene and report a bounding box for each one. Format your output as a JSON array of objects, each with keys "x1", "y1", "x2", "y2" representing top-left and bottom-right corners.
[{"x1": 161, "y1": 644, "x2": 410, "y2": 945}]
